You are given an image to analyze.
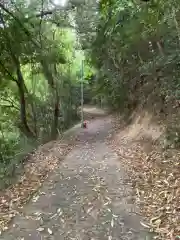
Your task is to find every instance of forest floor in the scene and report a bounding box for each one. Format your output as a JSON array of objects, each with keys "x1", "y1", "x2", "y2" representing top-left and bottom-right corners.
[
  {"x1": 0, "y1": 107, "x2": 179, "y2": 239},
  {"x1": 107, "y1": 111, "x2": 180, "y2": 240}
]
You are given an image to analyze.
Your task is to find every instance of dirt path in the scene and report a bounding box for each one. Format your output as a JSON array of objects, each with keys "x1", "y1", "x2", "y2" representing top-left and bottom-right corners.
[{"x1": 1, "y1": 113, "x2": 151, "y2": 240}]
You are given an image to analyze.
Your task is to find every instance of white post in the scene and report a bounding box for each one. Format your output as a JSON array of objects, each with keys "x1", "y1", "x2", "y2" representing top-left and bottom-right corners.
[{"x1": 81, "y1": 60, "x2": 84, "y2": 127}]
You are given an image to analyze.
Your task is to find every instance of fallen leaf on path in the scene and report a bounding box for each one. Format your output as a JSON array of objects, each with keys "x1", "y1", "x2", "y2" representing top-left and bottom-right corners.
[
  {"x1": 87, "y1": 206, "x2": 93, "y2": 214},
  {"x1": 140, "y1": 221, "x2": 150, "y2": 229},
  {"x1": 47, "y1": 228, "x2": 53, "y2": 235},
  {"x1": 0, "y1": 140, "x2": 74, "y2": 232},
  {"x1": 37, "y1": 227, "x2": 44, "y2": 232},
  {"x1": 111, "y1": 218, "x2": 114, "y2": 227}
]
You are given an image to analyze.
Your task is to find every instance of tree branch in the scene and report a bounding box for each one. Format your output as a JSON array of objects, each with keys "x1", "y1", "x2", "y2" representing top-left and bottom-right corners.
[
  {"x1": 0, "y1": 96, "x2": 20, "y2": 111},
  {"x1": 0, "y1": 60, "x2": 18, "y2": 83},
  {"x1": 0, "y1": 104, "x2": 19, "y2": 111},
  {"x1": 0, "y1": 3, "x2": 40, "y2": 49}
]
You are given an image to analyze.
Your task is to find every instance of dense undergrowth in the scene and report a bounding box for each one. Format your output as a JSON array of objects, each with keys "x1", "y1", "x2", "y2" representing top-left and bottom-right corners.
[{"x1": 91, "y1": 0, "x2": 180, "y2": 144}]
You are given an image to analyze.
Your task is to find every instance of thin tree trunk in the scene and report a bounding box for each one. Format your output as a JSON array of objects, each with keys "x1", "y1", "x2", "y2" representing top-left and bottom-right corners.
[
  {"x1": 41, "y1": 60, "x2": 54, "y2": 87},
  {"x1": 16, "y1": 62, "x2": 35, "y2": 138},
  {"x1": 52, "y1": 64, "x2": 60, "y2": 138},
  {"x1": 52, "y1": 94, "x2": 60, "y2": 137}
]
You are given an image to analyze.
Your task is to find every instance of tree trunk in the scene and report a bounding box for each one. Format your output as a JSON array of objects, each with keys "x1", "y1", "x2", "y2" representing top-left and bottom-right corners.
[
  {"x1": 41, "y1": 60, "x2": 54, "y2": 87},
  {"x1": 52, "y1": 95, "x2": 60, "y2": 138},
  {"x1": 41, "y1": 60, "x2": 60, "y2": 138},
  {"x1": 51, "y1": 64, "x2": 60, "y2": 138},
  {"x1": 16, "y1": 62, "x2": 35, "y2": 138},
  {"x1": 0, "y1": 16, "x2": 35, "y2": 138}
]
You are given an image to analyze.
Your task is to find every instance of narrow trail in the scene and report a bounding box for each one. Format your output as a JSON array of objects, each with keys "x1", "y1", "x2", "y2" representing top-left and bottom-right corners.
[{"x1": 1, "y1": 111, "x2": 151, "y2": 240}]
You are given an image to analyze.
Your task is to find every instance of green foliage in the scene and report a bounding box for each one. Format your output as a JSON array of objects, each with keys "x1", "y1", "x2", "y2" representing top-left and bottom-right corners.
[
  {"x1": 90, "y1": 0, "x2": 180, "y2": 113},
  {"x1": 0, "y1": 0, "x2": 94, "y2": 188}
]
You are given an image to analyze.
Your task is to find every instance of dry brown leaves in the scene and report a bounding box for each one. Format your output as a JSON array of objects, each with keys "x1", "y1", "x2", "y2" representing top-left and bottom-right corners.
[
  {"x1": 107, "y1": 115, "x2": 180, "y2": 240},
  {"x1": 0, "y1": 140, "x2": 73, "y2": 234}
]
